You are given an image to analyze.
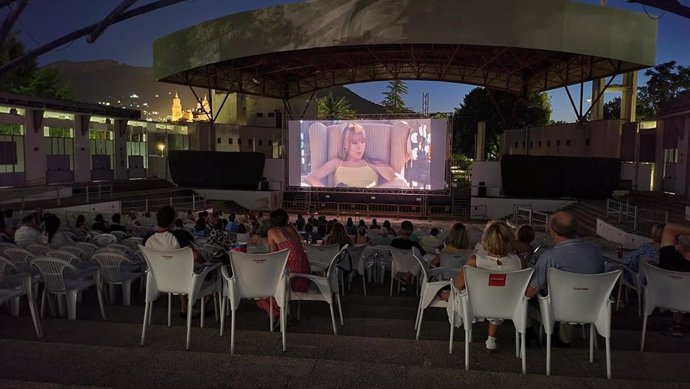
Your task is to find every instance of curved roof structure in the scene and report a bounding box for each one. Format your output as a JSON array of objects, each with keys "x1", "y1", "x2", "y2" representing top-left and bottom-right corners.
[{"x1": 153, "y1": 0, "x2": 657, "y2": 99}]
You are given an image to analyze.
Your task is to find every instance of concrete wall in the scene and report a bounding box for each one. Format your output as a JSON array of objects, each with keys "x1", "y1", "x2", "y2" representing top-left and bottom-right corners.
[
  {"x1": 195, "y1": 189, "x2": 282, "y2": 211},
  {"x1": 471, "y1": 161, "x2": 502, "y2": 196},
  {"x1": 596, "y1": 218, "x2": 652, "y2": 249}
]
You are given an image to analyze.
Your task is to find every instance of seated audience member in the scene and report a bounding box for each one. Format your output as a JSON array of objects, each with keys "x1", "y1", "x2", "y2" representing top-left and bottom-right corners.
[
  {"x1": 258, "y1": 209, "x2": 311, "y2": 321},
  {"x1": 382, "y1": 220, "x2": 396, "y2": 237},
  {"x1": 144, "y1": 206, "x2": 204, "y2": 317},
  {"x1": 0, "y1": 210, "x2": 14, "y2": 242},
  {"x1": 91, "y1": 214, "x2": 108, "y2": 232},
  {"x1": 514, "y1": 225, "x2": 535, "y2": 259},
  {"x1": 345, "y1": 217, "x2": 358, "y2": 235},
  {"x1": 431, "y1": 222, "x2": 472, "y2": 267},
  {"x1": 317, "y1": 223, "x2": 328, "y2": 242},
  {"x1": 193, "y1": 218, "x2": 210, "y2": 238},
  {"x1": 75, "y1": 214, "x2": 89, "y2": 232},
  {"x1": 420, "y1": 227, "x2": 443, "y2": 254},
  {"x1": 207, "y1": 219, "x2": 231, "y2": 249},
  {"x1": 4, "y1": 208, "x2": 19, "y2": 231},
  {"x1": 235, "y1": 224, "x2": 251, "y2": 242},
  {"x1": 108, "y1": 213, "x2": 128, "y2": 233},
  {"x1": 42, "y1": 214, "x2": 73, "y2": 248},
  {"x1": 358, "y1": 219, "x2": 367, "y2": 230},
  {"x1": 628, "y1": 223, "x2": 664, "y2": 273},
  {"x1": 186, "y1": 210, "x2": 196, "y2": 223},
  {"x1": 174, "y1": 218, "x2": 185, "y2": 230},
  {"x1": 390, "y1": 220, "x2": 427, "y2": 285},
  {"x1": 658, "y1": 223, "x2": 690, "y2": 336},
  {"x1": 525, "y1": 211, "x2": 602, "y2": 346},
  {"x1": 371, "y1": 228, "x2": 393, "y2": 246},
  {"x1": 370, "y1": 218, "x2": 381, "y2": 230},
  {"x1": 303, "y1": 223, "x2": 321, "y2": 243},
  {"x1": 249, "y1": 218, "x2": 272, "y2": 253},
  {"x1": 354, "y1": 225, "x2": 371, "y2": 245},
  {"x1": 295, "y1": 214, "x2": 306, "y2": 232},
  {"x1": 325, "y1": 222, "x2": 353, "y2": 249},
  {"x1": 446, "y1": 221, "x2": 525, "y2": 352},
  {"x1": 128, "y1": 212, "x2": 142, "y2": 227},
  {"x1": 224, "y1": 213, "x2": 239, "y2": 233},
  {"x1": 14, "y1": 214, "x2": 42, "y2": 246}
]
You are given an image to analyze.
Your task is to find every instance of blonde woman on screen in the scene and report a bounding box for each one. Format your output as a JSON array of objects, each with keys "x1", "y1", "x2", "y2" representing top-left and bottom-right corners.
[{"x1": 304, "y1": 123, "x2": 409, "y2": 188}]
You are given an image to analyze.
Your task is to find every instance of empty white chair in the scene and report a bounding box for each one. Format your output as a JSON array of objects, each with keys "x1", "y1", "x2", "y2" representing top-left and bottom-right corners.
[
  {"x1": 31, "y1": 256, "x2": 106, "y2": 321},
  {"x1": 389, "y1": 247, "x2": 420, "y2": 296},
  {"x1": 640, "y1": 262, "x2": 690, "y2": 352},
  {"x1": 76, "y1": 242, "x2": 99, "y2": 257},
  {"x1": 538, "y1": 268, "x2": 621, "y2": 379},
  {"x1": 93, "y1": 252, "x2": 143, "y2": 306},
  {"x1": 25, "y1": 244, "x2": 50, "y2": 257},
  {"x1": 290, "y1": 245, "x2": 348, "y2": 335},
  {"x1": 414, "y1": 250, "x2": 450, "y2": 340},
  {"x1": 139, "y1": 246, "x2": 220, "y2": 350},
  {"x1": 439, "y1": 250, "x2": 473, "y2": 268},
  {"x1": 460, "y1": 266, "x2": 534, "y2": 373},
  {"x1": 93, "y1": 233, "x2": 117, "y2": 247},
  {"x1": 219, "y1": 249, "x2": 290, "y2": 354},
  {"x1": 305, "y1": 244, "x2": 340, "y2": 273},
  {"x1": 0, "y1": 273, "x2": 42, "y2": 337}
]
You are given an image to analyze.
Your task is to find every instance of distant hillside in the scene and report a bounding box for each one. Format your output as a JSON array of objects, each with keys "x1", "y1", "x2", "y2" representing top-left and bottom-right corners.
[{"x1": 45, "y1": 60, "x2": 386, "y2": 119}]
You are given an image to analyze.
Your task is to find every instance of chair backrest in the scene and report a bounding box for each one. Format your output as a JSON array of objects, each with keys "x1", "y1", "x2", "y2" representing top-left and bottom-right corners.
[
  {"x1": 25, "y1": 243, "x2": 50, "y2": 257},
  {"x1": 440, "y1": 250, "x2": 473, "y2": 268},
  {"x1": 122, "y1": 237, "x2": 144, "y2": 251},
  {"x1": 305, "y1": 244, "x2": 340, "y2": 264},
  {"x1": 389, "y1": 247, "x2": 419, "y2": 273},
  {"x1": 93, "y1": 252, "x2": 131, "y2": 282},
  {"x1": 2, "y1": 247, "x2": 34, "y2": 264},
  {"x1": 138, "y1": 245, "x2": 196, "y2": 294},
  {"x1": 326, "y1": 244, "x2": 349, "y2": 290},
  {"x1": 0, "y1": 242, "x2": 18, "y2": 250},
  {"x1": 46, "y1": 250, "x2": 81, "y2": 266},
  {"x1": 76, "y1": 242, "x2": 99, "y2": 255},
  {"x1": 110, "y1": 231, "x2": 128, "y2": 241},
  {"x1": 229, "y1": 249, "x2": 290, "y2": 299},
  {"x1": 546, "y1": 268, "x2": 621, "y2": 324},
  {"x1": 340, "y1": 244, "x2": 366, "y2": 273},
  {"x1": 643, "y1": 262, "x2": 690, "y2": 314},
  {"x1": 60, "y1": 245, "x2": 87, "y2": 261},
  {"x1": 98, "y1": 243, "x2": 131, "y2": 255},
  {"x1": 93, "y1": 233, "x2": 117, "y2": 247},
  {"x1": 0, "y1": 255, "x2": 19, "y2": 278},
  {"x1": 31, "y1": 256, "x2": 73, "y2": 292},
  {"x1": 464, "y1": 266, "x2": 534, "y2": 323}
]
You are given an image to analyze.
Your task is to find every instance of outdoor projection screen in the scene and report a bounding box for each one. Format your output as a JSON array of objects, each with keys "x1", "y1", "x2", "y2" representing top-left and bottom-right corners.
[{"x1": 288, "y1": 119, "x2": 448, "y2": 190}]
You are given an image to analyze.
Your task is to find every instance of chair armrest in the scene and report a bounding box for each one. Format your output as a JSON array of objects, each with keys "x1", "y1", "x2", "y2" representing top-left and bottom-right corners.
[
  {"x1": 289, "y1": 272, "x2": 331, "y2": 297},
  {"x1": 537, "y1": 294, "x2": 555, "y2": 334}
]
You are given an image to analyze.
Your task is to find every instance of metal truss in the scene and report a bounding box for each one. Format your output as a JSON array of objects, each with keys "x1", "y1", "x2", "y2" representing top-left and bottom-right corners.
[{"x1": 159, "y1": 44, "x2": 645, "y2": 100}]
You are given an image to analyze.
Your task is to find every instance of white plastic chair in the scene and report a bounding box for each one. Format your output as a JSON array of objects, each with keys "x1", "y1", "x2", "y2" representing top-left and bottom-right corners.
[
  {"x1": 0, "y1": 242, "x2": 17, "y2": 250},
  {"x1": 538, "y1": 268, "x2": 621, "y2": 379},
  {"x1": 305, "y1": 244, "x2": 340, "y2": 273},
  {"x1": 25, "y1": 243, "x2": 50, "y2": 257},
  {"x1": 640, "y1": 262, "x2": 690, "y2": 352},
  {"x1": 110, "y1": 231, "x2": 129, "y2": 241},
  {"x1": 93, "y1": 233, "x2": 117, "y2": 247},
  {"x1": 2, "y1": 247, "x2": 35, "y2": 272},
  {"x1": 219, "y1": 249, "x2": 290, "y2": 354},
  {"x1": 341, "y1": 244, "x2": 367, "y2": 296},
  {"x1": 122, "y1": 237, "x2": 144, "y2": 252},
  {"x1": 439, "y1": 250, "x2": 473, "y2": 268},
  {"x1": 139, "y1": 245, "x2": 220, "y2": 350},
  {"x1": 60, "y1": 245, "x2": 87, "y2": 262},
  {"x1": 76, "y1": 241, "x2": 99, "y2": 257},
  {"x1": 93, "y1": 252, "x2": 143, "y2": 306},
  {"x1": 31, "y1": 256, "x2": 106, "y2": 321},
  {"x1": 290, "y1": 245, "x2": 348, "y2": 335},
  {"x1": 0, "y1": 273, "x2": 42, "y2": 337},
  {"x1": 389, "y1": 247, "x2": 420, "y2": 296},
  {"x1": 459, "y1": 266, "x2": 534, "y2": 373},
  {"x1": 414, "y1": 250, "x2": 450, "y2": 340}
]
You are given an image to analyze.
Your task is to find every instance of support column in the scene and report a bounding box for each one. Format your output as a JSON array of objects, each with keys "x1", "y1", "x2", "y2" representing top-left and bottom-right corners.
[
  {"x1": 113, "y1": 119, "x2": 128, "y2": 180},
  {"x1": 620, "y1": 71, "x2": 638, "y2": 122},
  {"x1": 73, "y1": 114, "x2": 91, "y2": 183},
  {"x1": 23, "y1": 109, "x2": 45, "y2": 186},
  {"x1": 476, "y1": 121, "x2": 486, "y2": 161},
  {"x1": 654, "y1": 120, "x2": 664, "y2": 192},
  {"x1": 590, "y1": 78, "x2": 605, "y2": 121}
]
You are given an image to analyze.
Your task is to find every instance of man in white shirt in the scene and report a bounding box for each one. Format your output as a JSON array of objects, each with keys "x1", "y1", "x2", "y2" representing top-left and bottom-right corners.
[{"x1": 14, "y1": 214, "x2": 41, "y2": 247}]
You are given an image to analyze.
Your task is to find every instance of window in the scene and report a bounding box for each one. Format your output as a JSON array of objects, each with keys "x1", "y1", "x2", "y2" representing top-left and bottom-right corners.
[
  {"x1": 268, "y1": 112, "x2": 275, "y2": 117},
  {"x1": 538, "y1": 141, "x2": 542, "y2": 147},
  {"x1": 237, "y1": 138, "x2": 242, "y2": 145},
  {"x1": 546, "y1": 140, "x2": 551, "y2": 147},
  {"x1": 248, "y1": 139, "x2": 253, "y2": 146},
  {"x1": 217, "y1": 137, "x2": 221, "y2": 144},
  {"x1": 556, "y1": 140, "x2": 560, "y2": 147},
  {"x1": 229, "y1": 138, "x2": 233, "y2": 145},
  {"x1": 0, "y1": 123, "x2": 23, "y2": 136},
  {"x1": 566, "y1": 139, "x2": 571, "y2": 146},
  {"x1": 256, "y1": 113, "x2": 263, "y2": 118},
  {"x1": 258, "y1": 139, "x2": 263, "y2": 146}
]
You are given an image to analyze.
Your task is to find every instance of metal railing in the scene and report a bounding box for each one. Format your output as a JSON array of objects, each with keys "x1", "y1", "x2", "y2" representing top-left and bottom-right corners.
[
  {"x1": 513, "y1": 206, "x2": 549, "y2": 232},
  {"x1": 606, "y1": 198, "x2": 668, "y2": 232},
  {"x1": 122, "y1": 194, "x2": 207, "y2": 212},
  {"x1": 283, "y1": 200, "x2": 429, "y2": 219}
]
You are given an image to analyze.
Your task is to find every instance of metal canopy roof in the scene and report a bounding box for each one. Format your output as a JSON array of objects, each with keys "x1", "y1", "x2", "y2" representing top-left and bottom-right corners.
[{"x1": 153, "y1": 0, "x2": 657, "y2": 99}]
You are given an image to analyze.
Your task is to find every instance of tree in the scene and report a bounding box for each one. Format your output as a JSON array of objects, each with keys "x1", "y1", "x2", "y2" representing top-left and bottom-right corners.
[
  {"x1": 0, "y1": 31, "x2": 75, "y2": 100},
  {"x1": 381, "y1": 80, "x2": 410, "y2": 113},
  {"x1": 603, "y1": 96, "x2": 621, "y2": 120},
  {"x1": 637, "y1": 61, "x2": 690, "y2": 119},
  {"x1": 317, "y1": 93, "x2": 355, "y2": 119},
  {"x1": 452, "y1": 88, "x2": 551, "y2": 159}
]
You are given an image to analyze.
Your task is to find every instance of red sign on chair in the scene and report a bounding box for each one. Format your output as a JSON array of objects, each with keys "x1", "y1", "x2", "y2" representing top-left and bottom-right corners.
[{"x1": 488, "y1": 274, "x2": 507, "y2": 286}]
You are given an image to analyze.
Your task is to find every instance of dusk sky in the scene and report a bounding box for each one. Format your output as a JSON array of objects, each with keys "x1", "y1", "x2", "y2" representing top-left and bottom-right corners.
[{"x1": 5, "y1": 0, "x2": 690, "y2": 122}]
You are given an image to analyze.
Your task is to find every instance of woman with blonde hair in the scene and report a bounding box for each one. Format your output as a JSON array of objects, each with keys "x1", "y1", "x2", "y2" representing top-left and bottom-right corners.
[
  {"x1": 304, "y1": 123, "x2": 408, "y2": 188},
  {"x1": 431, "y1": 222, "x2": 470, "y2": 267},
  {"x1": 447, "y1": 221, "x2": 525, "y2": 352}
]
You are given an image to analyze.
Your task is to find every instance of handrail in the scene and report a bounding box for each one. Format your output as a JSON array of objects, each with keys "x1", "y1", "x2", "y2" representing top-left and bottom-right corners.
[
  {"x1": 606, "y1": 198, "x2": 668, "y2": 233},
  {"x1": 121, "y1": 194, "x2": 206, "y2": 212},
  {"x1": 514, "y1": 206, "x2": 549, "y2": 232}
]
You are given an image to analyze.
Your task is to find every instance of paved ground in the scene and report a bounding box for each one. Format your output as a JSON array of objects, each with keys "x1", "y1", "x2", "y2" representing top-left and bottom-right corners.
[{"x1": 1, "y1": 273, "x2": 689, "y2": 388}]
